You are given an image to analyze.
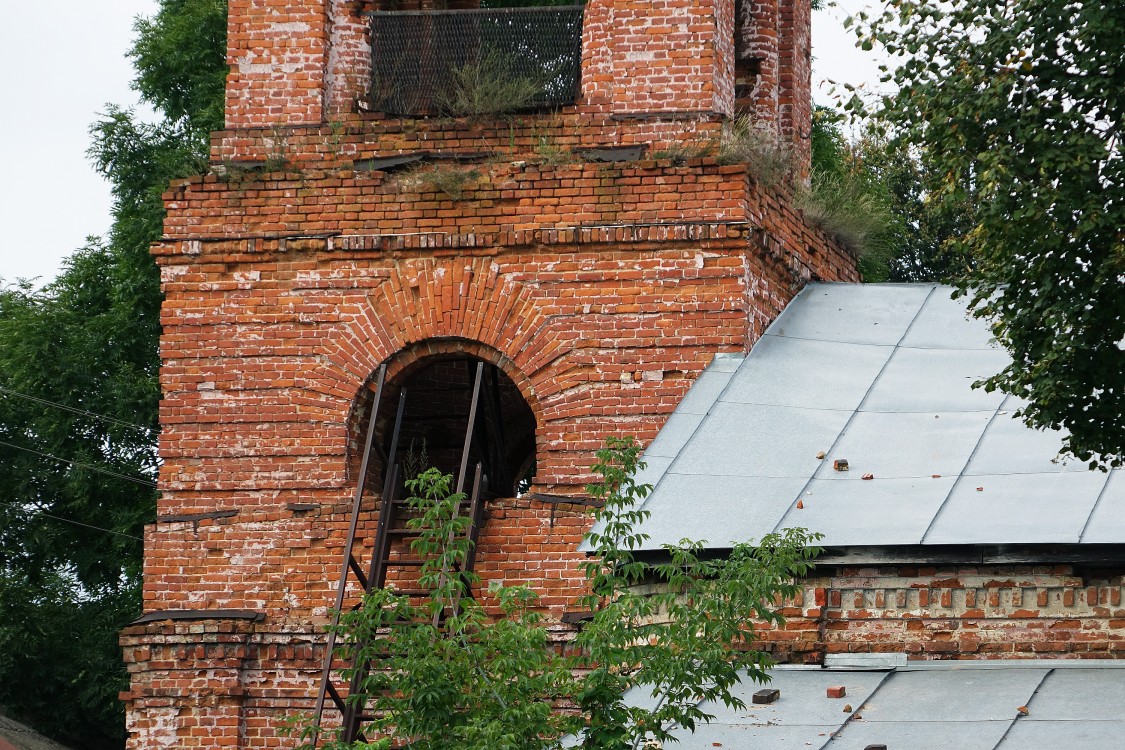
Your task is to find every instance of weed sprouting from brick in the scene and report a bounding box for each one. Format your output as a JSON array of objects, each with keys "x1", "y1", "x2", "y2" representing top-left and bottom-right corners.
[
  {"x1": 435, "y1": 50, "x2": 557, "y2": 119},
  {"x1": 399, "y1": 164, "x2": 483, "y2": 200},
  {"x1": 295, "y1": 438, "x2": 821, "y2": 750}
]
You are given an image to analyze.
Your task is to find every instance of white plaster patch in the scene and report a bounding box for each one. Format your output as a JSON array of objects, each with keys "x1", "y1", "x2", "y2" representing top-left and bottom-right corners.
[
  {"x1": 129, "y1": 706, "x2": 181, "y2": 749},
  {"x1": 161, "y1": 265, "x2": 189, "y2": 282},
  {"x1": 237, "y1": 61, "x2": 305, "y2": 75},
  {"x1": 266, "y1": 22, "x2": 310, "y2": 33}
]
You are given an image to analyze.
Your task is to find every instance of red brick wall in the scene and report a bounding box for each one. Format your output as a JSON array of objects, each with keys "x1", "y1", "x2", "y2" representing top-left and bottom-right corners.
[
  {"x1": 758, "y1": 565, "x2": 1125, "y2": 663},
  {"x1": 778, "y1": 0, "x2": 812, "y2": 177},
  {"x1": 735, "y1": 0, "x2": 812, "y2": 178},
  {"x1": 127, "y1": 150, "x2": 855, "y2": 745},
  {"x1": 226, "y1": 0, "x2": 808, "y2": 128},
  {"x1": 121, "y1": 561, "x2": 1125, "y2": 747},
  {"x1": 582, "y1": 0, "x2": 734, "y2": 115},
  {"x1": 323, "y1": 0, "x2": 371, "y2": 117},
  {"x1": 225, "y1": 0, "x2": 330, "y2": 127},
  {"x1": 125, "y1": 0, "x2": 845, "y2": 745}
]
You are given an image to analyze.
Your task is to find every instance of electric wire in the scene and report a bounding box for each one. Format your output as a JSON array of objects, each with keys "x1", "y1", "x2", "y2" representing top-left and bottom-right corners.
[
  {"x1": 0, "y1": 385, "x2": 153, "y2": 432},
  {"x1": 0, "y1": 501, "x2": 145, "y2": 541},
  {"x1": 0, "y1": 438, "x2": 158, "y2": 488}
]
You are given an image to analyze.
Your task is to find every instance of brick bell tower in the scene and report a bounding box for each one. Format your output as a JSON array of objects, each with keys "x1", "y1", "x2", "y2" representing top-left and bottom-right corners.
[{"x1": 120, "y1": 0, "x2": 857, "y2": 746}]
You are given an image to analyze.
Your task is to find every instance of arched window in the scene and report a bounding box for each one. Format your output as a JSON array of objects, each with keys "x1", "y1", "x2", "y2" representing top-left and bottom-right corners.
[{"x1": 359, "y1": 350, "x2": 537, "y2": 499}]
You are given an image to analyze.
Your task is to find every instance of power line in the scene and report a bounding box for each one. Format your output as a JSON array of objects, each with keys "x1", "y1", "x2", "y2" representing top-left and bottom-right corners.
[
  {"x1": 0, "y1": 385, "x2": 153, "y2": 433},
  {"x1": 0, "y1": 438, "x2": 158, "y2": 489},
  {"x1": 10, "y1": 506, "x2": 145, "y2": 542}
]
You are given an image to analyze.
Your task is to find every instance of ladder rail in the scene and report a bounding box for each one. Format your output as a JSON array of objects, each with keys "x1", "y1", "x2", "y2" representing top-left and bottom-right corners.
[
  {"x1": 313, "y1": 360, "x2": 503, "y2": 745},
  {"x1": 370, "y1": 394, "x2": 408, "y2": 592},
  {"x1": 341, "y1": 389, "x2": 409, "y2": 744},
  {"x1": 310, "y1": 365, "x2": 386, "y2": 746},
  {"x1": 455, "y1": 362, "x2": 484, "y2": 495},
  {"x1": 436, "y1": 364, "x2": 484, "y2": 626}
]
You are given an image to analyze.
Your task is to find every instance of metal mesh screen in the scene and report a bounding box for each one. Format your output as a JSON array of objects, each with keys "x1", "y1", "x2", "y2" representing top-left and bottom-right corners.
[{"x1": 370, "y1": 6, "x2": 585, "y2": 116}]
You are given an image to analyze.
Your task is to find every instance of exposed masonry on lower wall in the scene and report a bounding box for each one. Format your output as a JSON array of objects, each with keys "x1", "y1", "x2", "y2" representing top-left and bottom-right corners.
[
  {"x1": 166, "y1": 221, "x2": 755, "y2": 255},
  {"x1": 135, "y1": 109, "x2": 854, "y2": 750},
  {"x1": 122, "y1": 563, "x2": 1125, "y2": 747},
  {"x1": 755, "y1": 567, "x2": 1125, "y2": 662},
  {"x1": 210, "y1": 114, "x2": 728, "y2": 170}
]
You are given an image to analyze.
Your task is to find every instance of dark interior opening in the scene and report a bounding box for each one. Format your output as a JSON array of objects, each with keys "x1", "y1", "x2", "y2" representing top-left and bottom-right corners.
[{"x1": 366, "y1": 355, "x2": 536, "y2": 499}]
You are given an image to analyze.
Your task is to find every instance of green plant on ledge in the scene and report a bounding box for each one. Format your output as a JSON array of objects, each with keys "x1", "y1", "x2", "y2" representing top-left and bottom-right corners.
[
  {"x1": 435, "y1": 49, "x2": 556, "y2": 119},
  {"x1": 649, "y1": 137, "x2": 716, "y2": 167},
  {"x1": 295, "y1": 437, "x2": 821, "y2": 750},
  {"x1": 716, "y1": 116, "x2": 794, "y2": 188},
  {"x1": 401, "y1": 164, "x2": 483, "y2": 200}
]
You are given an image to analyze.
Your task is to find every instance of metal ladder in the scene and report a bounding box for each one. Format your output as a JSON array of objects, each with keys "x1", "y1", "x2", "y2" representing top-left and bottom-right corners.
[{"x1": 309, "y1": 361, "x2": 491, "y2": 747}]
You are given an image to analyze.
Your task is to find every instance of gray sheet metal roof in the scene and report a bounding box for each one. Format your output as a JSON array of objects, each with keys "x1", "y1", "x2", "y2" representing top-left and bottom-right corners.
[
  {"x1": 631, "y1": 283, "x2": 1123, "y2": 551},
  {"x1": 0, "y1": 712, "x2": 75, "y2": 750},
  {"x1": 641, "y1": 661, "x2": 1125, "y2": 750}
]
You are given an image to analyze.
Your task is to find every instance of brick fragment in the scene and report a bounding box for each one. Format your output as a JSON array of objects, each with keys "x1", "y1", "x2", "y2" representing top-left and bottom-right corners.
[{"x1": 753, "y1": 688, "x2": 780, "y2": 704}]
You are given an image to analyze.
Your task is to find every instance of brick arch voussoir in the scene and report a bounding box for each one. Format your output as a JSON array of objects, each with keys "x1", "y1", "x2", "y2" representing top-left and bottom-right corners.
[
  {"x1": 380, "y1": 338, "x2": 540, "y2": 420},
  {"x1": 336, "y1": 257, "x2": 578, "y2": 467},
  {"x1": 342, "y1": 337, "x2": 545, "y2": 481},
  {"x1": 368, "y1": 257, "x2": 564, "y2": 385}
]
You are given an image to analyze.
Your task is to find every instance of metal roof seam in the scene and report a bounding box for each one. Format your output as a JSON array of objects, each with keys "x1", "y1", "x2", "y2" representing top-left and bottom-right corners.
[
  {"x1": 815, "y1": 669, "x2": 895, "y2": 750},
  {"x1": 919, "y1": 400, "x2": 1011, "y2": 545},
  {"x1": 1077, "y1": 466, "x2": 1116, "y2": 543},
  {"x1": 634, "y1": 354, "x2": 747, "y2": 521},
  {"x1": 760, "y1": 331, "x2": 900, "y2": 348},
  {"x1": 709, "y1": 396, "x2": 861, "y2": 413},
  {"x1": 770, "y1": 285, "x2": 938, "y2": 536},
  {"x1": 658, "y1": 468, "x2": 1111, "y2": 481},
  {"x1": 758, "y1": 282, "x2": 819, "y2": 339},
  {"x1": 987, "y1": 668, "x2": 1053, "y2": 750}
]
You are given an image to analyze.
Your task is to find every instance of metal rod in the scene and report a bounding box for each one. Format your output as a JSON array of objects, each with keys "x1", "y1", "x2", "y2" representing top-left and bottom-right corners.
[
  {"x1": 456, "y1": 363, "x2": 484, "y2": 495},
  {"x1": 310, "y1": 364, "x2": 386, "y2": 747},
  {"x1": 347, "y1": 556, "x2": 369, "y2": 591},
  {"x1": 484, "y1": 365, "x2": 512, "y2": 494},
  {"x1": 346, "y1": 457, "x2": 402, "y2": 743},
  {"x1": 371, "y1": 392, "x2": 408, "y2": 591},
  {"x1": 436, "y1": 364, "x2": 484, "y2": 628},
  {"x1": 370, "y1": 464, "x2": 400, "y2": 593},
  {"x1": 462, "y1": 463, "x2": 485, "y2": 575},
  {"x1": 344, "y1": 458, "x2": 403, "y2": 742}
]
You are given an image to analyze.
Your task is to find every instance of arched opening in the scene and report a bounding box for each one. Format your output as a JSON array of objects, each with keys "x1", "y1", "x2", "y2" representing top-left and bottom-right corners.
[{"x1": 360, "y1": 350, "x2": 537, "y2": 500}]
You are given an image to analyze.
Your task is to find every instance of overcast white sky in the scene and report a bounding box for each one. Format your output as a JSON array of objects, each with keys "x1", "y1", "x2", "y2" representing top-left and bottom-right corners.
[
  {"x1": 0, "y1": 1, "x2": 884, "y2": 288},
  {"x1": 0, "y1": 1, "x2": 159, "y2": 287}
]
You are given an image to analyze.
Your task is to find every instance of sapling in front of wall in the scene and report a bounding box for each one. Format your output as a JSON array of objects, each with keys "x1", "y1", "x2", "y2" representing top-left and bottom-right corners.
[{"x1": 302, "y1": 437, "x2": 821, "y2": 750}]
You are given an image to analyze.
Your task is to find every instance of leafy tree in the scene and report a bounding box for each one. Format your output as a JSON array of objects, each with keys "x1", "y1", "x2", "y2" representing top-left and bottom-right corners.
[
  {"x1": 0, "y1": 0, "x2": 227, "y2": 745},
  {"x1": 305, "y1": 439, "x2": 820, "y2": 750},
  {"x1": 805, "y1": 107, "x2": 898, "y2": 281},
  {"x1": 849, "y1": 130, "x2": 976, "y2": 283},
  {"x1": 807, "y1": 107, "x2": 974, "y2": 283},
  {"x1": 849, "y1": 0, "x2": 1125, "y2": 467}
]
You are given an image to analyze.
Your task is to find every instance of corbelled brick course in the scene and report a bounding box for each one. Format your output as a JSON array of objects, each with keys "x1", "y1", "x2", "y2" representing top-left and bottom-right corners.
[
  {"x1": 756, "y1": 567, "x2": 1125, "y2": 663},
  {"x1": 124, "y1": 0, "x2": 850, "y2": 746}
]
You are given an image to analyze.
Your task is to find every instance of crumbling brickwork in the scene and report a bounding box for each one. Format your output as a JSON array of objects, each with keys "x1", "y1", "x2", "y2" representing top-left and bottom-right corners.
[
  {"x1": 756, "y1": 566, "x2": 1125, "y2": 663},
  {"x1": 123, "y1": 0, "x2": 1125, "y2": 745},
  {"x1": 124, "y1": 0, "x2": 847, "y2": 746}
]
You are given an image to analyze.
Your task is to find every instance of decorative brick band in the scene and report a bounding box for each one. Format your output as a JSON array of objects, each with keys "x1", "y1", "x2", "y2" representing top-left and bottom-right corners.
[{"x1": 157, "y1": 221, "x2": 753, "y2": 258}]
